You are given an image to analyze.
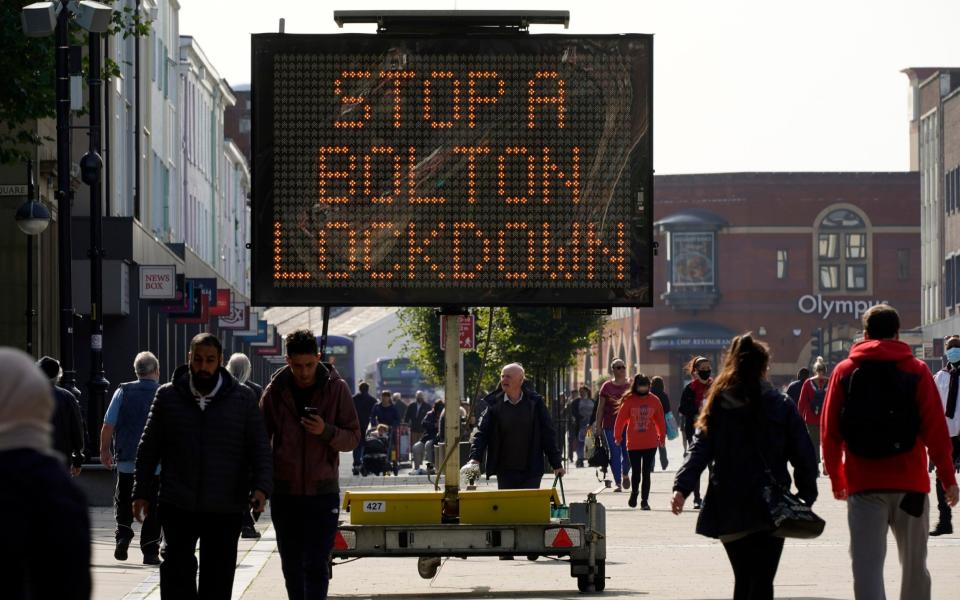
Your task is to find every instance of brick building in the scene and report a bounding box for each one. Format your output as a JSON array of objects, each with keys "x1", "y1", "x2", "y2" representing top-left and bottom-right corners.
[{"x1": 574, "y1": 172, "x2": 921, "y2": 405}]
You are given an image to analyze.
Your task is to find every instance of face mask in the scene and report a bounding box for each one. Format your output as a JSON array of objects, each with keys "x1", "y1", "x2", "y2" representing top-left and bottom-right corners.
[
  {"x1": 636, "y1": 387, "x2": 650, "y2": 396},
  {"x1": 946, "y1": 348, "x2": 960, "y2": 364},
  {"x1": 697, "y1": 369, "x2": 711, "y2": 380}
]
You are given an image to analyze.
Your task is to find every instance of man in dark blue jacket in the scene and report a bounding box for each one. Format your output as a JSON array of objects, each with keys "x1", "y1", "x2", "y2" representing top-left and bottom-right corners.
[
  {"x1": 36, "y1": 356, "x2": 85, "y2": 475},
  {"x1": 784, "y1": 367, "x2": 809, "y2": 407},
  {"x1": 133, "y1": 333, "x2": 273, "y2": 600},
  {"x1": 467, "y1": 363, "x2": 565, "y2": 490},
  {"x1": 100, "y1": 351, "x2": 163, "y2": 564},
  {"x1": 351, "y1": 381, "x2": 377, "y2": 475}
]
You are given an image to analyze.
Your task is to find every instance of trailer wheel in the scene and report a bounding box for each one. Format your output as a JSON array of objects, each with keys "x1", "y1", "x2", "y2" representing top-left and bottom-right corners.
[
  {"x1": 593, "y1": 560, "x2": 606, "y2": 591},
  {"x1": 576, "y1": 560, "x2": 605, "y2": 593},
  {"x1": 417, "y1": 556, "x2": 441, "y2": 579}
]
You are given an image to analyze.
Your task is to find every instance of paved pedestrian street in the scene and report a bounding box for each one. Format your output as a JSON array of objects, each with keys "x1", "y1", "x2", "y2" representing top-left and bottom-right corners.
[{"x1": 90, "y1": 441, "x2": 960, "y2": 599}]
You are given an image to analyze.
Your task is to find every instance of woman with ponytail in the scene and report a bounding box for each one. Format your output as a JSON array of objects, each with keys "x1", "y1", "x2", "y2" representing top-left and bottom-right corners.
[
  {"x1": 671, "y1": 334, "x2": 817, "y2": 600},
  {"x1": 797, "y1": 356, "x2": 829, "y2": 473}
]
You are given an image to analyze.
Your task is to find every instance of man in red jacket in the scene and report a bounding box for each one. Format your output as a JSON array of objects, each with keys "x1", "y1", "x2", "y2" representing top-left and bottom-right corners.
[
  {"x1": 260, "y1": 330, "x2": 361, "y2": 600},
  {"x1": 822, "y1": 304, "x2": 959, "y2": 600}
]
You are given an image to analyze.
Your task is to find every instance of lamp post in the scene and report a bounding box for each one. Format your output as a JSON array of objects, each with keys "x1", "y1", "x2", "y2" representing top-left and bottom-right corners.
[
  {"x1": 21, "y1": 0, "x2": 116, "y2": 430},
  {"x1": 15, "y1": 159, "x2": 51, "y2": 357},
  {"x1": 83, "y1": 27, "x2": 109, "y2": 442}
]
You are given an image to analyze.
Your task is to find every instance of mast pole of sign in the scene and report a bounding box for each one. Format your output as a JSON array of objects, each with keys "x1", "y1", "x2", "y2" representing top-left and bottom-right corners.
[{"x1": 441, "y1": 308, "x2": 465, "y2": 514}]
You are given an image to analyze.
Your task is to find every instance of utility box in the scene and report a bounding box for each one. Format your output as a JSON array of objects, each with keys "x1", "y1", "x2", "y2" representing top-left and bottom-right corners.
[
  {"x1": 342, "y1": 491, "x2": 444, "y2": 525},
  {"x1": 459, "y1": 488, "x2": 560, "y2": 525}
]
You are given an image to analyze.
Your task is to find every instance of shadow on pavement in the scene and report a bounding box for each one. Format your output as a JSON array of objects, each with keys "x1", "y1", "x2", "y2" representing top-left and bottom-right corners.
[{"x1": 332, "y1": 587, "x2": 647, "y2": 599}]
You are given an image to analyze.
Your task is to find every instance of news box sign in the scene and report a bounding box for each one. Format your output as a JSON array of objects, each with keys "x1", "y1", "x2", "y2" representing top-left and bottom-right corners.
[{"x1": 251, "y1": 33, "x2": 653, "y2": 307}]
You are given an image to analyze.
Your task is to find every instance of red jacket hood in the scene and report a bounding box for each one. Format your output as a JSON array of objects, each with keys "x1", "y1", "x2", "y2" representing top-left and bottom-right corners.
[{"x1": 846, "y1": 339, "x2": 915, "y2": 365}]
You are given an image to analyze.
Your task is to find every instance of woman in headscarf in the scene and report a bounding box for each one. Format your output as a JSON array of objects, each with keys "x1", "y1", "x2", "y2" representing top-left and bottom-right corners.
[{"x1": 0, "y1": 347, "x2": 91, "y2": 599}]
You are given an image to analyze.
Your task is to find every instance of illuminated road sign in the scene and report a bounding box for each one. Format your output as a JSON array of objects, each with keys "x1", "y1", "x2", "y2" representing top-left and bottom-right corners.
[{"x1": 252, "y1": 33, "x2": 653, "y2": 307}]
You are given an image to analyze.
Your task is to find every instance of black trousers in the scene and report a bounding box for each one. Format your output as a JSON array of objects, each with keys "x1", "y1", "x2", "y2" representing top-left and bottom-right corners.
[
  {"x1": 158, "y1": 503, "x2": 243, "y2": 600},
  {"x1": 497, "y1": 470, "x2": 543, "y2": 489},
  {"x1": 721, "y1": 531, "x2": 785, "y2": 600},
  {"x1": 627, "y1": 448, "x2": 657, "y2": 501},
  {"x1": 271, "y1": 493, "x2": 341, "y2": 600},
  {"x1": 935, "y1": 436, "x2": 960, "y2": 526},
  {"x1": 116, "y1": 472, "x2": 161, "y2": 553}
]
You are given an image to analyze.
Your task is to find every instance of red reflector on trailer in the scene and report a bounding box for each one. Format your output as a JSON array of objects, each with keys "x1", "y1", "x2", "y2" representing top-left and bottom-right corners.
[
  {"x1": 334, "y1": 530, "x2": 355, "y2": 550},
  {"x1": 545, "y1": 527, "x2": 580, "y2": 548},
  {"x1": 552, "y1": 528, "x2": 574, "y2": 548}
]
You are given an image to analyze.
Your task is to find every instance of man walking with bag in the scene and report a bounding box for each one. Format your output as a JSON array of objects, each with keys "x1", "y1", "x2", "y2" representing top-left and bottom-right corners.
[
  {"x1": 822, "y1": 304, "x2": 959, "y2": 600},
  {"x1": 260, "y1": 330, "x2": 361, "y2": 599}
]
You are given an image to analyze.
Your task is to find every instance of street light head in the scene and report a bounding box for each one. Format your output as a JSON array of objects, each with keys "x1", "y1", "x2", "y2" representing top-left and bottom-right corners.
[
  {"x1": 74, "y1": 0, "x2": 112, "y2": 33},
  {"x1": 15, "y1": 200, "x2": 52, "y2": 236},
  {"x1": 21, "y1": 2, "x2": 59, "y2": 37},
  {"x1": 80, "y1": 150, "x2": 102, "y2": 186}
]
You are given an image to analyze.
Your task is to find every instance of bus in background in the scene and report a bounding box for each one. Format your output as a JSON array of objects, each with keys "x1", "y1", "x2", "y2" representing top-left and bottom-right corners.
[
  {"x1": 365, "y1": 357, "x2": 423, "y2": 402},
  {"x1": 320, "y1": 334, "x2": 356, "y2": 395}
]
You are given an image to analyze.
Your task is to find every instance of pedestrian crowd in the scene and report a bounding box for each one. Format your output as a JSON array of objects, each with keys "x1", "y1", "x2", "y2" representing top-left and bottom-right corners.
[{"x1": 2, "y1": 303, "x2": 959, "y2": 600}]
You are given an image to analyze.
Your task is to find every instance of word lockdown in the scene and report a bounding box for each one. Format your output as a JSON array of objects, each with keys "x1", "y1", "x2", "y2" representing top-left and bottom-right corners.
[
  {"x1": 797, "y1": 294, "x2": 888, "y2": 321},
  {"x1": 272, "y1": 219, "x2": 626, "y2": 283}
]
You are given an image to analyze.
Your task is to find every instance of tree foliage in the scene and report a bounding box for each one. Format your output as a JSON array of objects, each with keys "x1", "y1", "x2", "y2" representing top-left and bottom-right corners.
[
  {"x1": 0, "y1": 0, "x2": 151, "y2": 164},
  {"x1": 394, "y1": 306, "x2": 604, "y2": 400}
]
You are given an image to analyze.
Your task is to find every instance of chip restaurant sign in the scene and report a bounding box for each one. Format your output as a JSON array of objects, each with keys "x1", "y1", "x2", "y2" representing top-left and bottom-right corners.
[
  {"x1": 250, "y1": 32, "x2": 654, "y2": 307},
  {"x1": 139, "y1": 265, "x2": 177, "y2": 299}
]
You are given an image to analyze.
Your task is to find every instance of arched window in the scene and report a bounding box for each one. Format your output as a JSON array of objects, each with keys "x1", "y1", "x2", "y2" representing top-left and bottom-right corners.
[{"x1": 816, "y1": 207, "x2": 869, "y2": 293}]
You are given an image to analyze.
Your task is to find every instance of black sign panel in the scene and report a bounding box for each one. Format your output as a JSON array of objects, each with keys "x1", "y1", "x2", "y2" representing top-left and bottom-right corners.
[{"x1": 251, "y1": 33, "x2": 653, "y2": 307}]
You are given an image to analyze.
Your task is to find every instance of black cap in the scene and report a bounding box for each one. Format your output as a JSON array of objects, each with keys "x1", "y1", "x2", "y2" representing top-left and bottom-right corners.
[{"x1": 36, "y1": 355, "x2": 60, "y2": 380}]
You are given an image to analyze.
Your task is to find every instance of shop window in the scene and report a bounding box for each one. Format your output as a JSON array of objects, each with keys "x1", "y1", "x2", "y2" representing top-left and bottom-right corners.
[
  {"x1": 846, "y1": 264, "x2": 867, "y2": 290},
  {"x1": 776, "y1": 250, "x2": 788, "y2": 279},
  {"x1": 820, "y1": 265, "x2": 839, "y2": 290},
  {"x1": 815, "y1": 207, "x2": 869, "y2": 294},
  {"x1": 818, "y1": 234, "x2": 838, "y2": 259}
]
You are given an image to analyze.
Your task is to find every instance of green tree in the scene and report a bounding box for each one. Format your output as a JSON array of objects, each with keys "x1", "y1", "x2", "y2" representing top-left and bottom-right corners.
[
  {"x1": 394, "y1": 306, "x2": 603, "y2": 404},
  {"x1": 0, "y1": 1, "x2": 150, "y2": 164}
]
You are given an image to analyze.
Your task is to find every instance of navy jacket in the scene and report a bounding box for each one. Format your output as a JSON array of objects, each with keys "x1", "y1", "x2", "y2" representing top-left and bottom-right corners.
[
  {"x1": 51, "y1": 386, "x2": 85, "y2": 469},
  {"x1": 134, "y1": 365, "x2": 273, "y2": 513},
  {"x1": 673, "y1": 383, "x2": 818, "y2": 539},
  {"x1": 469, "y1": 387, "x2": 563, "y2": 479}
]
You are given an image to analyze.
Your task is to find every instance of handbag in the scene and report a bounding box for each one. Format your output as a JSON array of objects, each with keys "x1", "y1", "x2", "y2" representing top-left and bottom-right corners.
[
  {"x1": 754, "y1": 425, "x2": 825, "y2": 539},
  {"x1": 759, "y1": 473, "x2": 825, "y2": 539},
  {"x1": 665, "y1": 411, "x2": 679, "y2": 441},
  {"x1": 587, "y1": 434, "x2": 610, "y2": 471}
]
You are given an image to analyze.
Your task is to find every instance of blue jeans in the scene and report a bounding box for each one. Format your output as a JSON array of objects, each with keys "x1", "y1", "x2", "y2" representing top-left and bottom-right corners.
[
  {"x1": 271, "y1": 494, "x2": 341, "y2": 600},
  {"x1": 603, "y1": 428, "x2": 631, "y2": 485},
  {"x1": 352, "y1": 445, "x2": 363, "y2": 469}
]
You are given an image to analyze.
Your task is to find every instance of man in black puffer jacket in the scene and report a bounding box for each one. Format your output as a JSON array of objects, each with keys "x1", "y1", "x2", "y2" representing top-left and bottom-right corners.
[{"x1": 133, "y1": 333, "x2": 273, "y2": 600}]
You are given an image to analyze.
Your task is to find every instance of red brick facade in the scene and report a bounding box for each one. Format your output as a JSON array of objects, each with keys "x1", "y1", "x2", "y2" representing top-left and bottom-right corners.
[{"x1": 574, "y1": 172, "x2": 921, "y2": 406}]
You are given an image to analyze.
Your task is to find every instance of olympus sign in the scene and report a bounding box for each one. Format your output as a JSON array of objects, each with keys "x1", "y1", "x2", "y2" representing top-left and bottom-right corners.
[{"x1": 797, "y1": 294, "x2": 887, "y2": 321}]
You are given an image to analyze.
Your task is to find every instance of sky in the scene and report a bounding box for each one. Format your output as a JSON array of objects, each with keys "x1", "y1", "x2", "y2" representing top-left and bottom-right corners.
[{"x1": 179, "y1": 0, "x2": 960, "y2": 175}]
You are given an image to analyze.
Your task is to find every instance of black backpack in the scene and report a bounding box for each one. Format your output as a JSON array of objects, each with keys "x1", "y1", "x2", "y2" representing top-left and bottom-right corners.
[
  {"x1": 840, "y1": 360, "x2": 920, "y2": 458},
  {"x1": 809, "y1": 381, "x2": 827, "y2": 417}
]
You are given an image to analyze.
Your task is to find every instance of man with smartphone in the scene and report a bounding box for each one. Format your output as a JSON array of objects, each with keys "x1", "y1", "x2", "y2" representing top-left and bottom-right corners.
[{"x1": 260, "y1": 330, "x2": 361, "y2": 600}]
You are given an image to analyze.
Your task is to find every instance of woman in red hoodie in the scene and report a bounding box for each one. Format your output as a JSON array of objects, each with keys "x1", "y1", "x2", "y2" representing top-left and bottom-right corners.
[
  {"x1": 796, "y1": 356, "x2": 828, "y2": 473},
  {"x1": 614, "y1": 374, "x2": 667, "y2": 510}
]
